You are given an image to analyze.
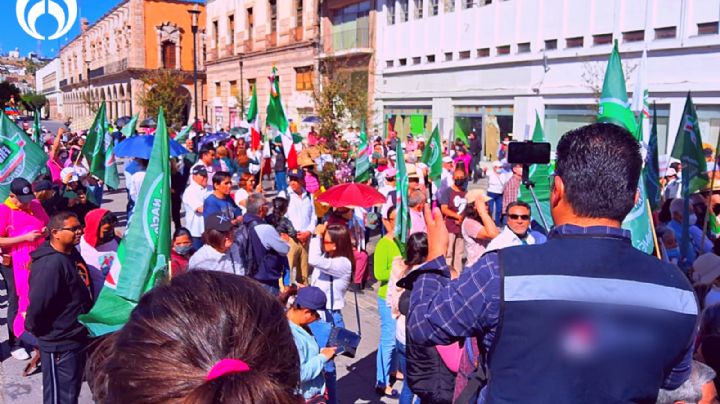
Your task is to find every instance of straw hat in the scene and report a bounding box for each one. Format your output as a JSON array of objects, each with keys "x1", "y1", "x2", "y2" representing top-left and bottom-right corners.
[{"x1": 466, "y1": 189, "x2": 491, "y2": 204}]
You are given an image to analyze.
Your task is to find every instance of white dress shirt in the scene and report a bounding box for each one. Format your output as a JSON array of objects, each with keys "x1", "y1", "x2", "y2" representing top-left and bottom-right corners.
[
  {"x1": 278, "y1": 188, "x2": 317, "y2": 233},
  {"x1": 182, "y1": 180, "x2": 209, "y2": 238}
]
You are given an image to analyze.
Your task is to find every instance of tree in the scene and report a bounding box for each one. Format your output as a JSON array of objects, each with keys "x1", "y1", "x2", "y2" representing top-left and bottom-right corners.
[
  {"x1": 137, "y1": 70, "x2": 189, "y2": 128},
  {"x1": 581, "y1": 60, "x2": 637, "y2": 113},
  {"x1": 21, "y1": 91, "x2": 47, "y2": 112},
  {"x1": 314, "y1": 58, "x2": 371, "y2": 148},
  {"x1": 0, "y1": 81, "x2": 21, "y2": 107}
]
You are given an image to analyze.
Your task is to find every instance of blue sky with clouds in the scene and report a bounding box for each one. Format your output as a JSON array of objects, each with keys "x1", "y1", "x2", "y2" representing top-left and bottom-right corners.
[{"x1": 0, "y1": 0, "x2": 129, "y2": 58}]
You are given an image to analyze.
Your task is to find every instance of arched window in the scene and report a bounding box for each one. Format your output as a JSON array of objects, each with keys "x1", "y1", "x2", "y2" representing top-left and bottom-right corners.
[{"x1": 162, "y1": 41, "x2": 177, "y2": 69}]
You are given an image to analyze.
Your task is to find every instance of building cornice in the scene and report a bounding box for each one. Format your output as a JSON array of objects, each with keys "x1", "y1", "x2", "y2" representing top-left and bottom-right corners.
[{"x1": 205, "y1": 40, "x2": 319, "y2": 66}]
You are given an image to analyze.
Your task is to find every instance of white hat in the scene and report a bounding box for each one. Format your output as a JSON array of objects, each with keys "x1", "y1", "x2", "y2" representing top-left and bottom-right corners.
[
  {"x1": 442, "y1": 156, "x2": 453, "y2": 163},
  {"x1": 692, "y1": 253, "x2": 720, "y2": 284},
  {"x1": 492, "y1": 161, "x2": 503, "y2": 167},
  {"x1": 388, "y1": 150, "x2": 397, "y2": 160},
  {"x1": 666, "y1": 167, "x2": 677, "y2": 177}
]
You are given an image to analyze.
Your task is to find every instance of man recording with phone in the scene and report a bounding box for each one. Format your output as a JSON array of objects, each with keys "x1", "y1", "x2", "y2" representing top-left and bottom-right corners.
[{"x1": 403, "y1": 123, "x2": 698, "y2": 403}]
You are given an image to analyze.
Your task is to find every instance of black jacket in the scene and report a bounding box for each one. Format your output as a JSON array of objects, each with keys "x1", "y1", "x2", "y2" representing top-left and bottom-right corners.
[{"x1": 25, "y1": 242, "x2": 93, "y2": 352}]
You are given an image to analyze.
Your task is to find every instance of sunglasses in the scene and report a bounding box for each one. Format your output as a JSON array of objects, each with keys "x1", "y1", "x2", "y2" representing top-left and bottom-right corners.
[
  {"x1": 60, "y1": 226, "x2": 83, "y2": 233},
  {"x1": 508, "y1": 214, "x2": 530, "y2": 221}
]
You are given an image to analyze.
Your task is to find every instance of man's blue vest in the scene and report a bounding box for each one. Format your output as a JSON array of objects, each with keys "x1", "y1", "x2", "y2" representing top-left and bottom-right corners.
[
  {"x1": 486, "y1": 230, "x2": 698, "y2": 403},
  {"x1": 244, "y1": 214, "x2": 284, "y2": 285}
]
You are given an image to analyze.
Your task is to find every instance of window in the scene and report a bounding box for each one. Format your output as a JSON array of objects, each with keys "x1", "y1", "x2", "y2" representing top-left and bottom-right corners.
[
  {"x1": 566, "y1": 36, "x2": 583, "y2": 48},
  {"x1": 496, "y1": 45, "x2": 510, "y2": 55},
  {"x1": 481, "y1": 0, "x2": 492, "y2": 4},
  {"x1": 517, "y1": 42, "x2": 530, "y2": 53},
  {"x1": 269, "y1": 0, "x2": 277, "y2": 32},
  {"x1": 212, "y1": 20, "x2": 219, "y2": 47},
  {"x1": 215, "y1": 82, "x2": 221, "y2": 97},
  {"x1": 622, "y1": 30, "x2": 644, "y2": 42},
  {"x1": 444, "y1": 52, "x2": 453, "y2": 61},
  {"x1": 247, "y1": 78, "x2": 256, "y2": 94},
  {"x1": 544, "y1": 39, "x2": 557, "y2": 50},
  {"x1": 230, "y1": 81, "x2": 238, "y2": 97},
  {"x1": 399, "y1": 0, "x2": 408, "y2": 22},
  {"x1": 161, "y1": 41, "x2": 176, "y2": 69},
  {"x1": 399, "y1": 58, "x2": 407, "y2": 66},
  {"x1": 698, "y1": 22, "x2": 719, "y2": 36},
  {"x1": 387, "y1": 1, "x2": 396, "y2": 25},
  {"x1": 592, "y1": 33, "x2": 612, "y2": 45},
  {"x1": 429, "y1": 0, "x2": 439, "y2": 15},
  {"x1": 459, "y1": 50, "x2": 470, "y2": 59},
  {"x1": 654, "y1": 26, "x2": 676, "y2": 39},
  {"x1": 414, "y1": 0, "x2": 423, "y2": 19},
  {"x1": 412, "y1": 56, "x2": 421, "y2": 64},
  {"x1": 426, "y1": 54, "x2": 435, "y2": 63},
  {"x1": 330, "y1": 1, "x2": 370, "y2": 51},
  {"x1": 386, "y1": 60, "x2": 394, "y2": 67},
  {"x1": 296, "y1": 0, "x2": 303, "y2": 27},
  {"x1": 228, "y1": 15, "x2": 235, "y2": 48},
  {"x1": 295, "y1": 66, "x2": 313, "y2": 91},
  {"x1": 477, "y1": 47, "x2": 489, "y2": 57},
  {"x1": 463, "y1": 0, "x2": 473, "y2": 9},
  {"x1": 444, "y1": 0, "x2": 455, "y2": 13},
  {"x1": 247, "y1": 8, "x2": 254, "y2": 42}
]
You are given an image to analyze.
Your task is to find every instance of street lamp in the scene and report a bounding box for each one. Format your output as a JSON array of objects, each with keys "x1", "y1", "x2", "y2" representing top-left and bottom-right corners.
[
  {"x1": 239, "y1": 59, "x2": 244, "y2": 117},
  {"x1": 188, "y1": 5, "x2": 201, "y2": 132}
]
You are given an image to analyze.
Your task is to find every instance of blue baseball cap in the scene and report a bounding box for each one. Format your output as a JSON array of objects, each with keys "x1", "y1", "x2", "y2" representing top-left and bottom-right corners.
[{"x1": 295, "y1": 286, "x2": 327, "y2": 311}]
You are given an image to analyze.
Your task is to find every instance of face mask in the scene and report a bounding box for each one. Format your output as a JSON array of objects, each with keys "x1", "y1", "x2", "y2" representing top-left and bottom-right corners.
[
  {"x1": 666, "y1": 247, "x2": 680, "y2": 259},
  {"x1": 174, "y1": 245, "x2": 192, "y2": 255},
  {"x1": 454, "y1": 179, "x2": 467, "y2": 189},
  {"x1": 689, "y1": 214, "x2": 698, "y2": 226}
]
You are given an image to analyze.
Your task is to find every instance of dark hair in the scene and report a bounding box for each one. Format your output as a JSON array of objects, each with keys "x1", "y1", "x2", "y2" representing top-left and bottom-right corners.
[
  {"x1": 239, "y1": 172, "x2": 255, "y2": 190},
  {"x1": 272, "y1": 197, "x2": 289, "y2": 217},
  {"x1": 324, "y1": 224, "x2": 356, "y2": 278},
  {"x1": 659, "y1": 198, "x2": 674, "y2": 223},
  {"x1": 173, "y1": 227, "x2": 192, "y2": 241},
  {"x1": 713, "y1": 237, "x2": 720, "y2": 256},
  {"x1": 48, "y1": 211, "x2": 79, "y2": 232},
  {"x1": 385, "y1": 205, "x2": 396, "y2": 220},
  {"x1": 202, "y1": 228, "x2": 232, "y2": 251},
  {"x1": 99, "y1": 212, "x2": 118, "y2": 228},
  {"x1": 199, "y1": 143, "x2": 215, "y2": 158},
  {"x1": 555, "y1": 123, "x2": 641, "y2": 222},
  {"x1": 505, "y1": 201, "x2": 531, "y2": 215},
  {"x1": 405, "y1": 233, "x2": 428, "y2": 267},
  {"x1": 87, "y1": 271, "x2": 299, "y2": 403},
  {"x1": 212, "y1": 171, "x2": 232, "y2": 186}
]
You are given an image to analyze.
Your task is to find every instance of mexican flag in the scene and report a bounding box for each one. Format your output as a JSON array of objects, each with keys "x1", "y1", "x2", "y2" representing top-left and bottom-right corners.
[
  {"x1": 266, "y1": 67, "x2": 297, "y2": 170},
  {"x1": 598, "y1": 41, "x2": 638, "y2": 135},
  {"x1": 247, "y1": 83, "x2": 262, "y2": 151},
  {"x1": 0, "y1": 111, "x2": 48, "y2": 200},
  {"x1": 596, "y1": 42, "x2": 653, "y2": 254},
  {"x1": 82, "y1": 102, "x2": 120, "y2": 189},
  {"x1": 518, "y1": 113, "x2": 554, "y2": 229},
  {"x1": 79, "y1": 108, "x2": 172, "y2": 336},
  {"x1": 32, "y1": 111, "x2": 42, "y2": 145},
  {"x1": 394, "y1": 141, "x2": 410, "y2": 245},
  {"x1": 421, "y1": 124, "x2": 442, "y2": 190},
  {"x1": 671, "y1": 93, "x2": 708, "y2": 266},
  {"x1": 355, "y1": 121, "x2": 370, "y2": 183},
  {"x1": 121, "y1": 114, "x2": 139, "y2": 138}
]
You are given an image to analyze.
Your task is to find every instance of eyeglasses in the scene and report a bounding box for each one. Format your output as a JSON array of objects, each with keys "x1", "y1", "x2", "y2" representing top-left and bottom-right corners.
[
  {"x1": 60, "y1": 226, "x2": 83, "y2": 233},
  {"x1": 508, "y1": 214, "x2": 530, "y2": 221},
  {"x1": 385, "y1": 177, "x2": 395, "y2": 181}
]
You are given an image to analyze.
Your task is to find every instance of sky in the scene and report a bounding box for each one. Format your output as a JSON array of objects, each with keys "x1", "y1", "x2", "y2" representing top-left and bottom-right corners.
[{"x1": 0, "y1": 0, "x2": 130, "y2": 59}]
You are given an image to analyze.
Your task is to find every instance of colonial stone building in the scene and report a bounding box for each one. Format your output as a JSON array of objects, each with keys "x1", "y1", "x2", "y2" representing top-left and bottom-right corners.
[
  {"x1": 59, "y1": 0, "x2": 207, "y2": 128},
  {"x1": 205, "y1": 0, "x2": 319, "y2": 131}
]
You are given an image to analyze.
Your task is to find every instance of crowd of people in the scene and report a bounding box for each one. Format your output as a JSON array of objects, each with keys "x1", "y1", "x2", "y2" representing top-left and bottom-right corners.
[{"x1": 2, "y1": 118, "x2": 720, "y2": 404}]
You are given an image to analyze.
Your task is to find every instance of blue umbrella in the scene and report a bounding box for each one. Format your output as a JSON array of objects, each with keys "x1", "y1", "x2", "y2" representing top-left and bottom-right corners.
[
  {"x1": 302, "y1": 115, "x2": 321, "y2": 123},
  {"x1": 199, "y1": 132, "x2": 231, "y2": 148},
  {"x1": 115, "y1": 135, "x2": 188, "y2": 159}
]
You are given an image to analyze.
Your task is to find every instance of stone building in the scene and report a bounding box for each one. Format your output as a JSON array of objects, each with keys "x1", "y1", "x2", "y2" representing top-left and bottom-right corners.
[
  {"x1": 205, "y1": 0, "x2": 319, "y2": 131},
  {"x1": 35, "y1": 59, "x2": 63, "y2": 119},
  {"x1": 59, "y1": 0, "x2": 207, "y2": 128}
]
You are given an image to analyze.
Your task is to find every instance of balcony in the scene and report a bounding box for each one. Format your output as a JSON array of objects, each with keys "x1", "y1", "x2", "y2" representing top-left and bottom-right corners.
[
  {"x1": 324, "y1": 27, "x2": 371, "y2": 57},
  {"x1": 105, "y1": 58, "x2": 128, "y2": 75},
  {"x1": 89, "y1": 67, "x2": 105, "y2": 79},
  {"x1": 59, "y1": 79, "x2": 68, "y2": 88}
]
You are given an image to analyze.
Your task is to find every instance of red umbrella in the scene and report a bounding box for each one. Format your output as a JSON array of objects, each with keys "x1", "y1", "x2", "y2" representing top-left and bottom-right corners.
[{"x1": 316, "y1": 183, "x2": 386, "y2": 208}]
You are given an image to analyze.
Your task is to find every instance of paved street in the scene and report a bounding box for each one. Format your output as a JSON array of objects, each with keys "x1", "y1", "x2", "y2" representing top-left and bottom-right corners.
[{"x1": 0, "y1": 150, "x2": 419, "y2": 403}]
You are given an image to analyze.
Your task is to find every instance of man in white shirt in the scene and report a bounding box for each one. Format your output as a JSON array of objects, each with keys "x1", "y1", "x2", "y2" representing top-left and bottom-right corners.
[
  {"x1": 182, "y1": 165, "x2": 209, "y2": 250},
  {"x1": 438, "y1": 156, "x2": 454, "y2": 196},
  {"x1": 485, "y1": 201, "x2": 547, "y2": 253},
  {"x1": 191, "y1": 144, "x2": 218, "y2": 191},
  {"x1": 278, "y1": 169, "x2": 317, "y2": 285}
]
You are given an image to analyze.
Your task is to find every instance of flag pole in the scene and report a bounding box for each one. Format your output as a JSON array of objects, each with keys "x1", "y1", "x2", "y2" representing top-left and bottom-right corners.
[
  {"x1": 700, "y1": 129, "x2": 720, "y2": 249},
  {"x1": 647, "y1": 200, "x2": 661, "y2": 260}
]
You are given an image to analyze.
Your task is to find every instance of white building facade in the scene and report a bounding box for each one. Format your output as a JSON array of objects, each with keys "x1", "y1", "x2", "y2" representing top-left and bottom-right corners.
[
  {"x1": 35, "y1": 58, "x2": 63, "y2": 119},
  {"x1": 375, "y1": 0, "x2": 720, "y2": 160}
]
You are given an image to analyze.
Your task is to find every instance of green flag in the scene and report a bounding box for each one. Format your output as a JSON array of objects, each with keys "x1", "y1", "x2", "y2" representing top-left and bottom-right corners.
[
  {"x1": 644, "y1": 103, "x2": 661, "y2": 211},
  {"x1": 355, "y1": 121, "x2": 370, "y2": 183},
  {"x1": 79, "y1": 108, "x2": 172, "y2": 336},
  {"x1": 597, "y1": 41, "x2": 638, "y2": 134},
  {"x1": 410, "y1": 115, "x2": 425, "y2": 136},
  {"x1": 174, "y1": 125, "x2": 192, "y2": 144},
  {"x1": 518, "y1": 113, "x2": 554, "y2": 229},
  {"x1": 32, "y1": 112, "x2": 42, "y2": 145},
  {"x1": 267, "y1": 67, "x2": 297, "y2": 169},
  {"x1": 0, "y1": 111, "x2": 48, "y2": 201},
  {"x1": 453, "y1": 117, "x2": 469, "y2": 147},
  {"x1": 121, "y1": 114, "x2": 139, "y2": 138},
  {"x1": 83, "y1": 102, "x2": 120, "y2": 189},
  {"x1": 421, "y1": 125, "x2": 442, "y2": 189},
  {"x1": 394, "y1": 141, "x2": 410, "y2": 245}
]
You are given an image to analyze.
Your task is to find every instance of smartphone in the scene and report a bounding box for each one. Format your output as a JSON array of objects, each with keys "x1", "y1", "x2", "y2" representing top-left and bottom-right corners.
[{"x1": 508, "y1": 142, "x2": 551, "y2": 165}]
